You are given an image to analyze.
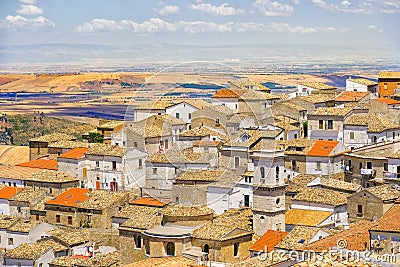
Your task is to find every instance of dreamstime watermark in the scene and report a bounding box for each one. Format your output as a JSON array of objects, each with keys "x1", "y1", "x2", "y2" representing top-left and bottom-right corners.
[{"x1": 257, "y1": 238, "x2": 397, "y2": 264}]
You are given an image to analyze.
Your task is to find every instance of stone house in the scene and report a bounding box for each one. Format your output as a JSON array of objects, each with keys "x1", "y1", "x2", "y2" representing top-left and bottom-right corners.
[
  {"x1": 347, "y1": 185, "x2": 400, "y2": 223},
  {"x1": 191, "y1": 208, "x2": 253, "y2": 264},
  {"x1": 124, "y1": 114, "x2": 187, "y2": 154},
  {"x1": 369, "y1": 203, "x2": 400, "y2": 259},
  {"x1": 0, "y1": 166, "x2": 38, "y2": 188},
  {"x1": 282, "y1": 139, "x2": 316, "y2": 176},
  {"x1": 176, "y1": 126, "x2": 227, "y2": 150},
  {"x1": 343, "y1": 141, "x2": 400, "y2": 186},
  {"x1": 346, "y1": 78, "x2": 378, "y2": 94},
  {"x1": 144, "y1": 148, "x2": 218, "y2": 200},
  {"x1": 271, "y1": 101, "x2": 307, "y2": 126},
  {"x1": 96, "y1": 120, "x2": 124, "y2": 145},
  {"x1": 47, "y1": 227, "x2": 92, "y2": 256},
  {"x1": 29, "y1": 133, "x2": 77, "y2": 160},
  {"x1": 4, "y1": 240, "x2": 68, "y2": 267},
  {"x1": 23, "y1": 170, "x2": 79, "y2": 195},
  {"x1": 57, "y1": 147, "x2": 89, "y2": 188},
  {"x1": 378, "y1": 71, "x2": 400, "y2": 98},
  {"x1": 290, "y1": 94, "x2": 335, "y2": 112},
  {"x1": 308, "y1": 107, "x2": 353, "y2": 141},
  {"x1": 9, "y1": 188, "x2": 46, "y2": 219},
  {"x1": 191, "y1": 104, "x2": 234, "y2": 134}
]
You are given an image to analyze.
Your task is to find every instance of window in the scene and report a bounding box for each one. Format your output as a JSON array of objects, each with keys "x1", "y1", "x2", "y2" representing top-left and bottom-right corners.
[
  {"x1": 327, "y1": 120, "x2": 333, "y2": 130},
  {"x1": 138, "y1": 159, "x2": 143, "y2": 169},
  {"x1": 234, "y1": 243, "x2": 239, "y2": 257},
  {"x1": 316, "y1": 161, "x2": 321, "y2": 170},
  {"x1": 244, "y1": 195, "x2": 250, "y2": 207},
  {"x1": 350, "y1": 132, "x2": 355, "y2": 140},
  {"x1": 56, "y1": 214, "x2": 60, "y2": 223},
  {"x1": 8, "y1": 238, "x2": 13, "y2": 245},
  {"x1": 366, "y1": 162, "x2": 373, "y2": 169},
  {"x1": 216, "y1": 118, "x2": 220, "y2": 126},
  {"x1": 275, "y1": 166, "x2": 280, "y2": 183},
  {"x1": 36, "y1": 214, "x2": 40, "y2": 221},
  {"x1": 291, "y1": 160, "x2": 297, "y2": 170},
  {"x1": 294, "y1": 134, "x2": 298, "y2": 139},
  {"x1": 260, "y1": 167, "x2": 265, "y2": 179},
  {"x1": 166, "y1": 242, "x2": 175, "y2": 256},
  {"x1": 359, "y1": 162, "x2": 363, "y2": 169},
  {"x1": 87, "y1": 214, "x2": 92, "y2": 223},
  {"x1": 348, "y1": 159, "x2": 352, "y2": 167},
  {"x1": 203, "y1": 244, "x2": 210, "y2": 254},
  {"x1": 112, "y1": 161, "x2": 117, "y2": 170},
  {"x1": 83, "y1": 168, "x2": 87, "y2": 178},
  {"x1": 384, "y1": 163, "x2": 388, "y2": 172},
  {"x1": 357, "y1": 205, "x2": 363, "y2": 216},
  {"x1": 152, "y1": 168, "x2": 157, "y2": 175},
  {"x1": 136, "y1": 236, "x2": 142, "y2": 248},
  {"x1": 17, "y1": 207, "x2": 21, "y2": 213},
  {"x1": 384, "y1": 83, "x2": 388, "y2": 90},
  {"x1": 319, "y1": 120, "x2": 324, "y2": 129},
  {"x1": 175, "y1": 113, "x2": 180, "y2": 119},
  {"x1": 373, "y1": 136, "x2": 377, "y2": 143},
  {"x1": 234, "y1": 156, "x2": 240, "y2": 168},
  {"x1": 96, "y1": 161, "x2": 99, "y2": 168},
  {"x1": 188, "y1": 113, "x2": 191, "y2": 120},
  {"x1": 134, "y1": 141, "x2": 138, "y2": 148},
  {"x1": 165, "y1": 139, "x2": 169, "y2": 149},
  {"x1": 68, "y1": 216, "x2": 72, "y2": 225}
]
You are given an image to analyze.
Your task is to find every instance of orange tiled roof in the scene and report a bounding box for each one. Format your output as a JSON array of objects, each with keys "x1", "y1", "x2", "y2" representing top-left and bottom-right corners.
[
  {"x1": 130, "y1": 197, "x2": 169, "y2": 207},
  {"x1": 211, "y1": 89, "x2": 245, "y2": 98},
  {"x1": 305, "y1": 220, "x2": 374, "y2": 252},
  {"x1": 16, "y1": 159, "x2": 58, "y2": 170},
  {"x1": 249, "y1": 230, "x2": 288, "y2": 252},
  {"x1": 0, "y1": 186, "x2": 22, "y2": 200},
  {"x1": 45, "y1": 188, "x2": 89, "y2": 207},
  {"x1": 59, "y1": 147, "x2": 88, "y2": 160},
  {"x1": 375, "y1": 98, "x2": 400, "y2": 105},
  {"x1": 370, "y1": 204, "x2": 400, "y2": 233},
  {"x1": 122, "y1": 256, "x2": 194, "y2": 267},
  {"x1": 193, "y1": 140, "x2": 220, "y2": 147},
  {"x1": 335, "y1": 91, "x2": 369, "y2": 102},
  {"x1": 307, "y1": 140, "x2": 339, "y2": 157}
]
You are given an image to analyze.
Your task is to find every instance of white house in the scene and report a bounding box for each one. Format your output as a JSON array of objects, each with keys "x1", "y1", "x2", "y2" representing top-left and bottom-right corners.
[
  {"x1": 345, "y1": 78, "x2": 378, "y2": 95},
  {"x1": 0, "y1": 186, "x2": 22, "y2": 215},
  {"x1": 124, "y1": 149, "x2": 147, "y2": 189},
  {"x1": 297, "y1": 82, "x2": 336, "y2": 96},
  {"x1": 344, "y1": 113, "x2": 400, "y2": 150},
  {"x1": 291, "y1": 187, "x2": 349, "y2": 227},
  {"x1": 5, "y1": 221, "x2": 55, "y2": 249},
  {"x1": 206, "y1": 173, "x2": 253, "y2": 215}
]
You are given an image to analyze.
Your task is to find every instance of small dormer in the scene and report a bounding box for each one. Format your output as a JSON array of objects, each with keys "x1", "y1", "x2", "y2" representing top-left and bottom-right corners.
[{"x1": 236, "y1": 133, "x2": 250, "y2": 143}]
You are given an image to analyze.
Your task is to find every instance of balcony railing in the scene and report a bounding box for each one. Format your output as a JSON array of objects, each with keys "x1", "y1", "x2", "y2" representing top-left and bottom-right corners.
[
  {"x1": 384, "y1": 171, "x2": 400, "y2": 179},
  {"x1": 361, "y1": 169, "x2": 376, "y2": 177}
]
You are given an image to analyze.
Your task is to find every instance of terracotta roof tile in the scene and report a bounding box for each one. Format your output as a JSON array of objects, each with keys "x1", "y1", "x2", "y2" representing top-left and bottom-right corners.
[
  {"x1": 370, "y1": 204, "x2": 400, "y2": 233},
  {"x1": 285, "y1": 209, "x2": 332, "y2": 227},
  {"x1": 306, "y1": 140, "x2": 339, "y2": 157},
  {"x1": 130, "y1": 197, "x2": 169, "y2": 207},
  {"x1": 212, "y1": 88, "x2": 244, "y2": 98},
  {"x1": 300, "y1": 82, "x2": 336, "y2": 90},
  {"x1": 193, "y1": 140, "x2": 220, "y2": 147},
  {"x1": 162, "y1": 205, "x2": 214, "y2": 217},
  {"x1": 30, "y1": 133, "x2": 76, "y2": 143},
  {"x1": 305, "y1": 220, "x2": 374, "y2": 252},
  {"x1": 0, "y1": 186, "x2": 22, "y2": 200},
  {"x1": 348, "y1": 78, "x2": 377, "y2": 86},
  {"x1": 276, "y1": 226, "x2": 322, "y2": 250},
  {"x1": 176, "y1": 170, "x2": 225, "y2": 182},
  {"x1": 310, "y1": 107, "x2": 353, "y2": 116},
  {"x1": 122, "y1": 256, "x2": 194, "y2": 267},
  {"x1": 59, "y1": 147, "x2": 88, "y2": 160},
  {"x1": 375, "y1": 98, "x2": 400, "y2": 105},
  {"x1": 379, "y1": 71, "x2": 400, "y2": 79},
  {"x1": 293, "y1": 187, "x2": 350, "y2": 206},
  {"x1": 249, "y1": 230, "x2": 288, "y2": 252},
  {"x1": 5, "y1": 240, "x2": 67, "y2": 260},
  {"x1": 335, "y1": 91, "x2": 369, "y2": 102},
  {"x1": 45, "y1": 188, "x2": 89, "y2": 207},
  {"x1": 16, "y1": 159, "x2": 58, "y2": 170}
]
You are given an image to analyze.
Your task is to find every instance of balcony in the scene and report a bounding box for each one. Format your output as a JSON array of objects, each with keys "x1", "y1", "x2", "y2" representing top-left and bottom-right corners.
[
  {"x1": 361, "y1": 168, "x2": 376, "y2": 178},
  {"x1": 384, "y1": 171, "x2": 400, "y2": 179}
]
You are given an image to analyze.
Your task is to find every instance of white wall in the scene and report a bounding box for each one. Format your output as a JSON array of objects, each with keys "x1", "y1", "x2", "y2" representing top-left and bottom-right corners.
[
  {"x1": 0, "y1": 199, "x2": 10, "y2": 215},
  {"x1": 306, "y1": 156, "x2": 343, "y2": 176},
  {"x1": 211, "y1": 98, "x2": 239, "y2": 112},
  {"x1": 343, "y1": 126, "x2": 368, "y2": 149},
  {"x1": 346, "y1": 80, "x2": 369, "y2": 92},
  {"x1": 166, "y1": 102, "x2": 198, "y2": 123}
]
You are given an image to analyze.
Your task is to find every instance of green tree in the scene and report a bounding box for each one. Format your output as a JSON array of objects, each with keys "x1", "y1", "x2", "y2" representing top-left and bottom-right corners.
[{"x1": 88, "y1": 132, "x2": 104, "y2": 143}]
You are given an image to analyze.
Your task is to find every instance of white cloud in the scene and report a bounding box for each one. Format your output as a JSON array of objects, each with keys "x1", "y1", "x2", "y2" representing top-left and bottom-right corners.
[
  {"x1": 158, "y1": 5, "x2": 180, "y2": 16},
  {"x1": 292, "y1": 0, "x2": 300, "y2": 4},
  {"x1": 75, "y1": 18, "x2": 336, "y2": 35},
  {"x1": 190, "y1": 2, "x2": 246, "y2": 16},
  {"x1": 312, "y1": 0, "x2": 400, "y2": 14},
  {"x1": 0, "y1": 15, "x2": 55, "y2": 31},
  {"x1": 367, "y1": 24, "x2": 383, "y2": 33},
  {"x1": 19, "y1": 0, "x2": 36, "y2": 4},
  {"x1": 253, "y1": 0, "x2": 294, "y2": 16},
  {"x1": 16, "y1": 4, "x2": 43, "y2": 15}
]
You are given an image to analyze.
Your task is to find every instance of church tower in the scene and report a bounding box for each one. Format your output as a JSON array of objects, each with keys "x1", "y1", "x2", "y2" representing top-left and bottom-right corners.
[{"x1": 252, "y1": 145, "x2": 286, "y2": 237}]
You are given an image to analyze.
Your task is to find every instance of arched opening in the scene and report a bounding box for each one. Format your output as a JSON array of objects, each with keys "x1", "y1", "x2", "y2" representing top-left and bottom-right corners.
[
  {"x1": 166, "y1": 242, "x2": 175, "y2": 256},
  {"x1": 203, "y1": 244, "x2": 209, "y2": 254}
]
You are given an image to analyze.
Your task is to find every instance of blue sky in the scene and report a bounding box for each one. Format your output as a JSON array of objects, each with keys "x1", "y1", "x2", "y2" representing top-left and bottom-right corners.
[{"x1": 0, "y1": 0, "x2": 399, "y2": 66}]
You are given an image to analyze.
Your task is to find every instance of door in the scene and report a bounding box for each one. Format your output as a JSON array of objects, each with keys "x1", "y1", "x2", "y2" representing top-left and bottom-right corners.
[
  {"x1": 234, "y1": 156, "x2": 240, "y2": 168},
  {"x1": 244, "y1": 195, "x2": 250, "y2": 207},
  {"x1": 96, "y1": 181, "x2": 101, "y2": 190}
]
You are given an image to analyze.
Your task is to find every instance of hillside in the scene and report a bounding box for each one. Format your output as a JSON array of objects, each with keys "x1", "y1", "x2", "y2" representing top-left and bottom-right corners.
[{"x1": 1, "y1": 113, "x2": 95, "y2": 146}]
